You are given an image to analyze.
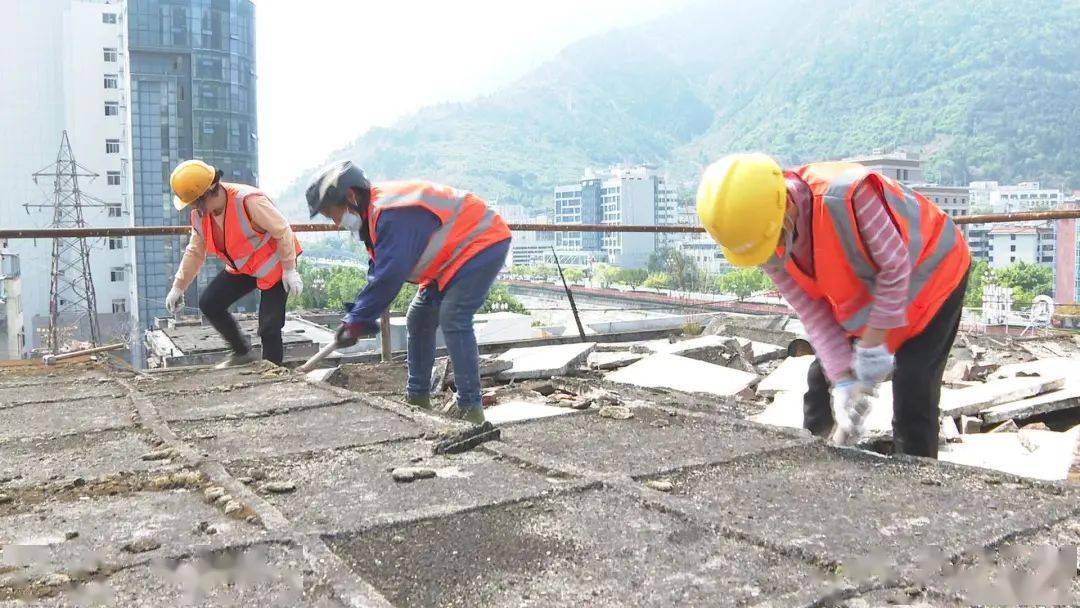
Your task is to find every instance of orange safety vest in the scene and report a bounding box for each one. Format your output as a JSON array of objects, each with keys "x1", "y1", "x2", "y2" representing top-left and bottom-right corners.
[
  {"x1": 779, "y1": 162, "x2": 970, "y2": 352},
  {"x1": 366, "y1": 180, "x2": 511, "y2": 290},
  {"x1": 190, "y1": 182, "x2": 302, "y2": 290}
]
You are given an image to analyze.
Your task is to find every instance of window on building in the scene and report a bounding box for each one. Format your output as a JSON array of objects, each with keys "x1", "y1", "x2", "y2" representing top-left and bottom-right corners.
[
  {"x1": 102, "y1": 12, "x2": 117, "y2": 24},
  {"x1": 1010, "y1": 235, "x2": 1016, "y2": 241},
  {"x1": 110, "y1": 267, "x2": 125, "y2": 282},
  {"x1": 105, "y1": 139, "x2": 120, "y2": 154},
  {"x1": 106, "y1": 171, "x2": 121, "y2": 186},
  {"x1": 112, "y1": 299, "x2": 127, "y2": 314},
  {"x1": 104, "y1": 101, "x2": 119, "y2": 116},
  {"x1": 1010, "y1": 256, "x2": 1016, "y2": 263},
  {"x1": 106, "y1": 204, "x2": 122, "y2": 217},
  {"x1": 108, "y1": 237, "x2": 124, "y2": 250},
  {"x1": 103, "y1": 74, "x2": 118, "y2": 89},
  {"x1": 103, "y1": 47, "x2": 117, "y2": 62},
  {"x1": 1010, "y1": 245, "x2": 1016, "y2": 252}
]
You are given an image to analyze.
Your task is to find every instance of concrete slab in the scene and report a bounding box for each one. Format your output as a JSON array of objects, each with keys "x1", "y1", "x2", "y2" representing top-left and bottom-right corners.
[
  {"x1": 939, "y1": 427, "x2": 1080, "y2": 481},
  {"x1": 176, "y1": 401, "x2": 421, "y2": 460},
  {"x1": 483, "y1": 400, "x2": 574, "y2": 425},
  {"x1": 606, "y1": 354, "x2": 757, "y2": 397},
  {"x1": 0, "y1": 397, "x2": 132, "y2": 442},
  {"x1": 0, "y1": 490, "x2": 264, "y2": 585},
  {"x1": 3, "y1": 543, "x2": 341, "y2": 608},
  {"x1": 305, "y1": 367, "x2": 339, "y2": 383},
  {"x1": 940, "y1": 376, "x2": 1066, "y2": 418},
  {"x1": 134, "y1": 363, "x2": 287, "y2": 394},
  {"x1": 990, "y1": 357, "x2": 1079, "y2": 388},
  {"x1": 0, "y1": 429, "x2": 159, "y2": 488},
  {"x1": 756, "y1": 355, "x2": 814, "y2": 396},
  {"x1": 587, "y1": 350, "x2": 645, "y2": 370},
  {"x1": 655, "y1": 335, "x2": 727, "y2": 361},
  {"x1": 669, "y1": 442, "x2": 1079, "y2": 576},
  {"x1": 495, "y1": 406, "x2": 810, "y2": 477},
  {"x1": 747, "y1": 340, "x2": 786, "y2": 364},
  {"x1": 495, "y1": 343, "x2": 597, "y2": 381},
  {"x1": 155, "y1": 380, "x2": 343, "y2": 422},
  {"x1": 980, "y1": 387, "x2": 1080, "y2": 424},
  {"x1": 225, "y1": 440, "x2": 555, "y2": 532},
  {"x1": 0, "y1": 380, "x2": 124, "y2": 407},
  {"x1": 326, "y1": 487, "x2": 837, "y2": 608}
]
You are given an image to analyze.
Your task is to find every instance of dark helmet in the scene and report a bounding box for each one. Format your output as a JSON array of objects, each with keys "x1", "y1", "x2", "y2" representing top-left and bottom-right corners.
[{"x1": 306, "y1": 160, "x2": 370, "y2": 218}]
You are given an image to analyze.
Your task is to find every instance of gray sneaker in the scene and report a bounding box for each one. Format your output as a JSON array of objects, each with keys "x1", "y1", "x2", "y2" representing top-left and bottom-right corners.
[{"x1": 213, "y1": 351, "x2": 258, "y2": 369}]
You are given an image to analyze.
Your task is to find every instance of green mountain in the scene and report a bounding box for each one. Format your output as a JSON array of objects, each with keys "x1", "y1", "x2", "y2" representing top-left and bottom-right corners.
[{"x1": 277, "y1": 0, "x2": 1080, "y2": 218}]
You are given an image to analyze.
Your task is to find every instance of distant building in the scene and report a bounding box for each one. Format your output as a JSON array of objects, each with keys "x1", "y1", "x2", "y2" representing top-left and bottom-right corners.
[
  {"x1": 129, "y1": 0, "x2": 259, "y2": 327},
  {"x1": 987, "y1": 223, "x2": 1055, "y2": 270},
  {"x1": 0, "y1": 0, "x2": 139, "y2": 357},
  {"x1": 843, "y1": 151, "x2": 923, "y2": 184},
  {"x1": 682, "y1": 236, "x2": 731, "y2": 277},
  {"x1": 0, "y1": 242, "x2": 23, "y2": 359},
  {"x1": 968, "y1": 181, "x2": 1064, "y2": 213},
  {"x1": 1054, "y1": 198, "x2": 1080, "y2": 303},
  {"x1": 554, "y1": 165, "x2": 678, "y2": 269},
  {"x1": 913, "y1": 184, "x2": 971, "y2": 239}
]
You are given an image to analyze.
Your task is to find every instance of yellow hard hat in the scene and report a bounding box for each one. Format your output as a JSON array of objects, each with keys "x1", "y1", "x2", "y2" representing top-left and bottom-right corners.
[
  {"x1": 170, "y1": 160, "x2": 218, "y2": 211},
  {"x1": 696, "y1": 153, "x2": 787, "y2": 267}
]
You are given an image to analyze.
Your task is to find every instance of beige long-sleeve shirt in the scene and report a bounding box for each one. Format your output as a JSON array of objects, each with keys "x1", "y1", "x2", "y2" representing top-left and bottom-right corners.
[{"x1": 172, "y1": 194, "x2": 297, "y2": 291}]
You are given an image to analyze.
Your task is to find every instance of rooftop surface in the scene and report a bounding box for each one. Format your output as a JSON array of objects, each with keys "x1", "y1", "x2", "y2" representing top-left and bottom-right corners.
[{"x1": 0, "y1": 355, "x2": 1079, "y2": 607}]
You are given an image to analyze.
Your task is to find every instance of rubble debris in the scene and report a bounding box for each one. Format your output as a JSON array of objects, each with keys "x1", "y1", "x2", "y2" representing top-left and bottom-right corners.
[
  {"x1": 939, "y1": 375, "x2": 1066, "y2": 418},
  {"x1": 588, "y1": 351, "x2": 645, "y2": 371},
  {"x1": 0, "y1": 493, "x2": 11, "y2": 505},
  {"x1": 495, "y1": 342, "x2": 597, "y2": 380},
  {"x1": 981, "y1": 388, "x2": 1080, "y2": 424},
  {"x1": 484, "y1": 400, "x2": 573, "y2": 424},
  {"x1": 304, "y1": 366, "x2": 340, "y2": 384},
  {"x1": 149, "y1": 470, "x2": 203, "y2": 490},
  {"x1": 432, "y1": 421, "x2": 501, "y2": 455},
  {"x1": 608, "y1": 354, "x2": 757, "y2": 398},
  {"x1": 429, "y1": 357, "x2": 451, "y2": 394},
  {"x1": 391, "y1": 467, "x2": 437, "y2": 483},
  {"x1": 939, "y1": 427, "x2": 1080, "y2": 481},
  {"x1": 988, "y1": 420, "x2": 1020, "y2": 434},
  {"x1": 645, "y1": 480, "x2": 674, "y2": 492},
  {"x1": 757, "y1": 356, "x2": 815, "y2": 397},
  {"x1": 598, "y1": 405, "x2": 634, "y2": 420},
  {"x1": 261, "y1": 481, "x2": 297, "y2": 494},
  {"x1": 203, "y1": 486, "x2": 226, "y2": 503},
  {"x1": 960, "y1": 416, "x2": 982, "y2": 434},
  {"x1": 122, "y1": 536, "x2": 162, "y2": 554},
  {"x1": 140, "y1": 447, "x2": 177, "y2": 461},
  {"x1": 40, "y1": 573, "x2": 71, "y2": 587},
  {"x1": 223, "y1": 500, "x2": 243, "y2": 516}
]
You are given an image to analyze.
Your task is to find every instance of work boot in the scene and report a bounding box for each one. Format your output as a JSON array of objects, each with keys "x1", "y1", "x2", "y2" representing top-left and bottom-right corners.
[
  {"x1": 406, "y1": 394, "x2": 432, "y2": 410},
  {"x1": 213, "y1": 351, "x2": 258, "y2": 369},
  {"x1": 452, "y1": 405, "x2": 486, "y2": 426}
]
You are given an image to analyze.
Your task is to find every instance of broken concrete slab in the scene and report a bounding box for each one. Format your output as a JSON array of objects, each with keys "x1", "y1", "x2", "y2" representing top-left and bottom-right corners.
[
  {"x1": 326, "y1": 487, "x2": 837, "y2": 608},
  {"x1": 482, "y1": 400, "x2": 574, "y2": 425},
  {"x1": 0, "y1": 397, "x2": 132, "y2": 442},
  {"x1": 176, "y1": 401, "x2": 421, "y2": 460},
  {"x1": 757, "y1": 355, "x2": 814, "y2": 396},
  {"x1": 225, "y1": 440, "x2": 553, "y2": 532},
  {"x1": 0, "y1": 429, "x2": 160, "y2": 489},
  {"x1": 492, "y1": 406, "x2": 810, "y2": 477},
  {"x1": 305, "y1": 366, "x2": 340, "y2": 384},
  {"x1": 668, "y1": 442, "x2": 1079, "y2": 577},
  {"x1": 939, "y1": 376, "x2": 1066, "y2": 418},
  {"x1": 494, "y1": 343, "x2": 596, "y2": 381},
  {"x1": 939, "y1": 427, "x2": 1080, "y2": 481},
  {"x1": 586, "y1": 350, "x2": 645, "y2": 370},
  {"x1": 980, "y1": 387, "x2": 1080, "y2": 424},
  {"x1": 0, "y1": 380, "x2": 124, "y2": 407},
  {"x1": 747, "y1": 340, "x2": 786, "y2": 364},
  {"x1": 990, "y1": 357, "x2": 1080, "y2": 389},
  {"x1": 606, "y1": 354, "x2": 757, "y2": 398},
  {"x1": 156, "y1": 380, "x2": 345, "y2": 422}
]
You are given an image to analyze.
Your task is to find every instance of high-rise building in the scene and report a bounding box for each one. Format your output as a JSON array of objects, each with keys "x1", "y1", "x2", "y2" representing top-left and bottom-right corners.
[
  {"x1": 128, "y1": 0, "x2": 258, "y2": 327},
  {"x1": 553, "y1": 165, "x2": 678, "y2": 269},
  {"x1": 0, "y1": 0, "x2": 139, "y2": 356}
]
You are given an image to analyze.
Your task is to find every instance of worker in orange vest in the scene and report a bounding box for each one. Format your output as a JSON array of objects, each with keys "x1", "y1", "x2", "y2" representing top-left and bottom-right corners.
[
  {"x1": 306, "y1": 161, "x2": 511, "y2": 425},
  {"x1": 697, "y1": 154, "x2": 970, "y2": 457},
  {"x1": 166, "y1": 160, "x2": 303, "y2": 368}
]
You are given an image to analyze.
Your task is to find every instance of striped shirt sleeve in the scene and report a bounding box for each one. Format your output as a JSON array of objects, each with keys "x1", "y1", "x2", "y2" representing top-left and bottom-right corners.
[
  {"x1": 763, "y1": 264, "x2": 853, "y2": 383},
  {"x1": 851, "y1": 180, "x2": 911, "y2": 329}
]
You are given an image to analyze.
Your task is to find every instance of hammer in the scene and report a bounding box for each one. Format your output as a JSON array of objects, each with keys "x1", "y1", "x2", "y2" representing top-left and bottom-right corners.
[
  {"x1": 43, "y1": 343, "x2": 125, "y2": 366},
  {"x1": 296, "y1": 339, "x2": 343, "y2": 374}
]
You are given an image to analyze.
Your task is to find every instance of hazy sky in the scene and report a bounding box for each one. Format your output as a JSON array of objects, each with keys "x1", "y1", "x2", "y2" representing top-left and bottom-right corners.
[{"x1": 255, "y1": 0, "x2": 682, "y2": 194}]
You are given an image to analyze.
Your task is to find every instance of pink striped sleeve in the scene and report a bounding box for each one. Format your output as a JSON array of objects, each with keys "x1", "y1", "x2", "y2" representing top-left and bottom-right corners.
[
  {"x1": 851, "y1": 181, "x2": 911, "y2": 329},
  {"x1": 763, "y1": 264, "x2": 853, "y2": 383}
]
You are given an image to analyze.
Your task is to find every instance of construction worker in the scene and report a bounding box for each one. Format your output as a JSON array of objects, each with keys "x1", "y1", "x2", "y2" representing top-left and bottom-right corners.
[
  {"x1": 306, "y1": 161, "x2": 511, "y2": 425},
  {"x1": 165, "y1": 160, "x2": 303, "y2": 368},
  {"x1": 696, "y1": 154, "x2": 970, "y2": 458}
]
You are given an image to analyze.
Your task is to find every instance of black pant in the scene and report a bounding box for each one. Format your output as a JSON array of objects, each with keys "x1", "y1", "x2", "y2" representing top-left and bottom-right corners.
[
  {"x1": 803, "y1": 271, "x2": 969, "y2": 458},
  {"x1": 198, "y1": 270, "x2": 287, "y2": 365}
]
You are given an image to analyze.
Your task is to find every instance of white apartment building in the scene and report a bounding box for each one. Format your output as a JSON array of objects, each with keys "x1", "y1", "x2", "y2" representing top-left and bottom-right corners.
[
  {"x1": 987, "y1": 223, "x2": 1055, "y2": 270},
  {"x1": 0, "y1": 0, "x2": 138, "y2": 356},
  {"x1": 554, "y1": 165, "x2": 678, "y2": 269},
  {"x1": 969, "y1": 181, "x2": 1064, "y2": 213},
  {"x1": 682, "y1": 235, "x2": 731, "y2": 277}
]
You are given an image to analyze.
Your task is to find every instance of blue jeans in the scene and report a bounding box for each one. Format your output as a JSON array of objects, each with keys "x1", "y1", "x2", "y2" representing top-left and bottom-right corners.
[{"x1": 406, "y1": 241, "x2": 509, "y2": 409}]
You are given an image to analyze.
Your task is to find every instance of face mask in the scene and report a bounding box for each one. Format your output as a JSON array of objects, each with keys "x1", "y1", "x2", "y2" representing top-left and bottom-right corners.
[{"x1": 339, "y1": 210, "x2": 362, "y2": 232}]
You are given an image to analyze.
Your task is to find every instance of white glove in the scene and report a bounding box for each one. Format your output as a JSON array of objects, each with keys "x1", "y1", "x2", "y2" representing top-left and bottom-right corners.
[
  {"x1": 282, "y1": 268, "x2": 303, "y2": 295},
  {"x1": 830, "y1": 379, "x2": 872, "y2": 446},
  {"x1": 853, "y1": 343, "x2": 894, "y2": 385},
  {"x1": 165, "y1": 287, "x2": 185, "y2": 314}
]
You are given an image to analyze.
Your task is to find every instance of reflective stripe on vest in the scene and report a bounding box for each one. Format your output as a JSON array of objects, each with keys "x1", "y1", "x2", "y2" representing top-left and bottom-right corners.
[
  {"x1": 368, "y1": 181, "x2": 510, "y2": 289},
  {"x1": 786, "y1": 162, "x2": 970, "y2": 350}
]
